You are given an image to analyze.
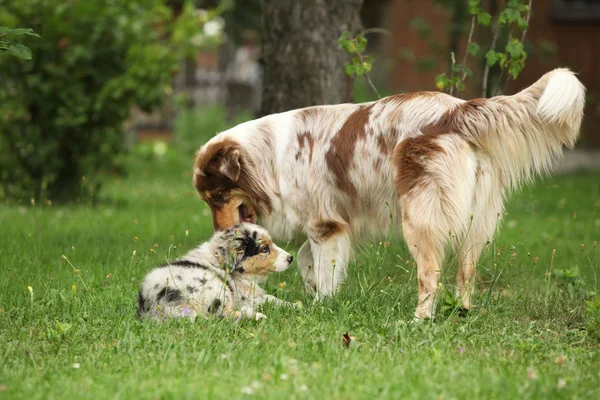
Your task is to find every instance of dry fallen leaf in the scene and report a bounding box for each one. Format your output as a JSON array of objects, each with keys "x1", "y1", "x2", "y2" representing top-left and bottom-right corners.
[
  {"x1": 527, "y1": 367, "x2": 538, "y2": 380},
  {"x1": 342, "y1": 331, "x2": 356, "y2": 348}
]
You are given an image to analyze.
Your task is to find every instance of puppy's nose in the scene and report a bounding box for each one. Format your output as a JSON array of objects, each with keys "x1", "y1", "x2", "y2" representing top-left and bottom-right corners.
[{"x1": 286, "y1": 255, "x2": 293, "y2": 264}]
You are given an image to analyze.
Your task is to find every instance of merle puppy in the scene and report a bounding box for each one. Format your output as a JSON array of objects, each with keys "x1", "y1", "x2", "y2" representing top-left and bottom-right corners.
[{"x1": 138, "y1": 223, "x2": 294, "y2": 321}]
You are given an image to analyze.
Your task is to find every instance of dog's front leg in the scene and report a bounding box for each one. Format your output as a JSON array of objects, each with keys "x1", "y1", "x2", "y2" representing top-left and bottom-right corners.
[
  {"x1": 308, "y1": 221, "x2": 352, "y2": 299},
  {"x1": 261, "y1": 294, "x2": 295, "y2": 308},
  {"x1": 297, "y1": 240, "x2": 317, "y2": 295}
]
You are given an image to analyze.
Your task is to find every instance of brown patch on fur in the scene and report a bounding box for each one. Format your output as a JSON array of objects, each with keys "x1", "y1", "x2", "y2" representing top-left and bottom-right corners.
[
  {"x1": 393, "y1": 136, "x2": 446, "y2": 197},
  {"x1": 393, "y1": 97, "x2": 489, "y2": 197},
  {"x1": 310, "y1": 220, "x2": 347, "y2": 243},
  {"x1": 325, "y1": 104, "x2": 375, "y2": 197},
  {"x1": 211, "y1": 205, "x2": 239, "y2": 232},
  {"x1": 297, "y1": 132, "x2": 315, "y2": 163},
  {"x1": 194, "y1": 138, "x2": 272, "y2": 231},
  {"x1": 393, "y1": 111, "x2": 456, "y2": 197}
]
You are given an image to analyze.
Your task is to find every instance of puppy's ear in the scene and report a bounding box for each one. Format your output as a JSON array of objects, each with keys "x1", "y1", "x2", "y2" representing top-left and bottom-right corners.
[
  {"x1": 218, "y1": 149, "x2": 241, "y2": 182},
  {"x1": 216, "y1": 226, "x2": 246, "y2": 271}
]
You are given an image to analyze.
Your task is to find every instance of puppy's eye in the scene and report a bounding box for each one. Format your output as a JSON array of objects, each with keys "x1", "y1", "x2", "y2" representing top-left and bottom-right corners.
[{"x1": 261, "y1": 246, "x2": 270, "y2": 254}]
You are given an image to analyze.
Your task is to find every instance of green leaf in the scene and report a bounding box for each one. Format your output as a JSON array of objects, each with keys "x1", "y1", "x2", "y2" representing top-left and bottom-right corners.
[
  {"x1": 509, "y1": 63, "x2": 522, "y2": 79},
  {"x1": 498, "y1": 52, "x2": 508, "y2": 68},
  {"x1": 340, "y1": 40, "x2": 357, "y2": 54},
  {"x1": 505, "y1": 39, "x2": 525, "y2": 58},
  {"x1": 337, "y1": 31, "x2": 351, "y2": 44},
  {"x1": 355, "y1": 34, "x2": 367, "y2": 53},
  {"x1": 517, "y1": 17, "x2": 528, "y2": 31},
  {"x1": 2, "y1": 28, "x2": 41, "y2": 38},
  {"x1": 504, "y1": 8, "x2": 520, "y2": 23},
  {"x1": 344, "y1": 63, "x2": 358, "y2": 76},
  {"x1": 485, "y1": 50, "x2": 497, "y2": 67},
  {"x1": 467, "y1": 42, "x2": 480, "y2": 56},
  {"x1": 452, "y1": 63, "x2": 473, "y2": 77},
  {"x1": 468, "y1": 0, "x2": 481, "y2": 9},
  {"x1": 7, "y1": 43, "x2": 32, "y2": 59},
  {"x1": 467, "y1": 0, "x2": 481, "y2": 15},
  {"x1": 435, "y1": 73, "x2": 449, "y2": 91},
  {"x1": 355, "y1": 66, "x2": 365, "y2": 77},
  {"x1": 477, "y1": 12, "x2": 492, "y2": 26}
]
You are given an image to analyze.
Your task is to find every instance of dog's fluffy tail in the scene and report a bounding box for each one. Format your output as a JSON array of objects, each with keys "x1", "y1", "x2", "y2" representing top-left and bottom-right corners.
[
  {"x1": 460, "y1": 68, "x2": 585, "y2": 189},
  {"x1": 533, "y1": 68, "x2": 586, "y2": 134}
]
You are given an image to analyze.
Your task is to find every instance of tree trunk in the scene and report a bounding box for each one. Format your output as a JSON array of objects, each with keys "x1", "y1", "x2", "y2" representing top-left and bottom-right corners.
[{"x1": 260, "y1": 0, "x2": 364, "y2": 116}]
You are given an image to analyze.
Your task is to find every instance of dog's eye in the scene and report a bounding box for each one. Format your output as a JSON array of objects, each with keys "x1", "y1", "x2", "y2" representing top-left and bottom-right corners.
[{"x1": 261, "y1": 246, "x2": 270, "y2": 254}]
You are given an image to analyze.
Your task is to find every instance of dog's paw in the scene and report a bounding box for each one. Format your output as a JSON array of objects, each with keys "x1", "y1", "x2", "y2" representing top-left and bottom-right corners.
[{"x1": 254, "y1": 312, "x2": 267, "y2": 321}]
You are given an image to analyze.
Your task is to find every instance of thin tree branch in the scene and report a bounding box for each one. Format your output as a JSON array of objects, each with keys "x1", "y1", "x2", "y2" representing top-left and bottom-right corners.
[
  {"x1": 519, "y1": 0, "x2": 534, "y2": 49},
  {"x1": 449, "y1": 51, "x2": 456, "y2": 96},
  {"x1": 482, "y1": 18, "x2": 500, "y2": 98},
  {"x1": 360, "y1": 27, "x2": 393, "y2": 37},
  {"x1": 356, "y1": 52, "x2": 381, "y2": 99},
  {"x1": 503, "y1": 0, "x2": 533, "y2": 93},
  {"x1": 460, "y1": 16, "x2": 476, "y2": 82}
]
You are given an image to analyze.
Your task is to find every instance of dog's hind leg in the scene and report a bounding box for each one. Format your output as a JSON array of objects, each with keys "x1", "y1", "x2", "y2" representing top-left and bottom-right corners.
[
  {"x1": 307, "y1": 220, "x2": 352, "y2": 298},
  {"x1": 395, "y1": 135, "x2": 478, "y2": 319},
  {"x1": 454, "y1": 155, "x2": 505, "y2": 310},
  {"x1": 401, "y1": 205, "x2": 448, "y2": 320},
  {"x1": 297, "y1": 240, "x2": 317, "y2": 295}
]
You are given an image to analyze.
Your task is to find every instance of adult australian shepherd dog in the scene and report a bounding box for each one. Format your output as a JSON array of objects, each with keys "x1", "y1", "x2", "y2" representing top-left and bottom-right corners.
[{"x1": 193, "y1": 69, "x2": 585, "y2": 319}]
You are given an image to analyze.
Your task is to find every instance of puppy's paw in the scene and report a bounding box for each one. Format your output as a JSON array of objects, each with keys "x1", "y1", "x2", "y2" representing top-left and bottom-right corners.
[{"x1": 254, "y1": 312, "x2": 267, "y2": 321}]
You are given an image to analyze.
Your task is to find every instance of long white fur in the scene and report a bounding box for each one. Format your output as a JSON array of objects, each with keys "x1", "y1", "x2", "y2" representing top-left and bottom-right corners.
[{"x1": 197, "y1": 69, "x2": 585, "y2": 318}]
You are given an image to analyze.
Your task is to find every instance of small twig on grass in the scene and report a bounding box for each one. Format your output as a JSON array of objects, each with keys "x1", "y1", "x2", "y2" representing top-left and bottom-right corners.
[{"x1": 544, "y1": 248, "x2": 556, "y2": 305}]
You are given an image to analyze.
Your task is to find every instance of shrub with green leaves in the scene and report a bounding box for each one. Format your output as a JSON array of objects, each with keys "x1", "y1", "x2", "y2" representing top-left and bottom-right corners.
[
  {"x1": 0, "y1": 0, "x2": 210, "y2": 201},
  {"x1": 586, "y1": 295, "x2": 600, "y2": 342},
  {"x1": 0, "y1": 27, "x2": 39, "y2": 59}
]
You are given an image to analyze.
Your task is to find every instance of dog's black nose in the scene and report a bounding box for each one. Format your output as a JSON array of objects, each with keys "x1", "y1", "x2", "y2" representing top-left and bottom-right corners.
[{"x1": 286, "y1": 255, "x2": 293, "y2": 264}]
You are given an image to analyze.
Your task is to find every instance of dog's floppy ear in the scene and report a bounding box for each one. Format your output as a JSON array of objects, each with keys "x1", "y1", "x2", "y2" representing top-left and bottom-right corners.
[{"x1": 218, "y1": 149, "x2": 241, "y2": 182}]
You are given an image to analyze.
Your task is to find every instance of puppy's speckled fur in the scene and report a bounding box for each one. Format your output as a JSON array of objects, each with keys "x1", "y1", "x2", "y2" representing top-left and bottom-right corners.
[{"x1": 138, "y1": 223, "x2": 293, "y2": 321}]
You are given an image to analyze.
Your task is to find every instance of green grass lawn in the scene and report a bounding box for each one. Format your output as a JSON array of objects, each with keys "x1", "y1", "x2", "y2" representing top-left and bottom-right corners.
[{"x1": 1, "y1": 150, "x2": 599, "y2": 399}]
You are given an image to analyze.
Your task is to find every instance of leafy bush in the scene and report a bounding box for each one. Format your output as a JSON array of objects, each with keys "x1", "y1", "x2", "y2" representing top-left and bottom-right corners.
[
  {"x1": 173, "y1": 106, "x2": 253, "y2": 155},
  {"x1": 0, "y1": 27, "x2": 40, "y2": 59},
  {"x1": 586, "y1": 295, "x2": 600, "y2": 342},
  {"x1": 0, "y1": 0, "x2": 212, "y2": 201}
]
